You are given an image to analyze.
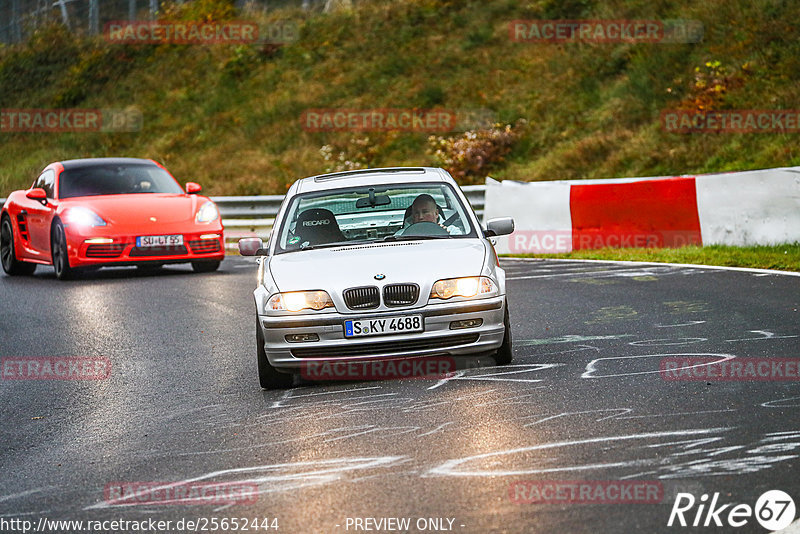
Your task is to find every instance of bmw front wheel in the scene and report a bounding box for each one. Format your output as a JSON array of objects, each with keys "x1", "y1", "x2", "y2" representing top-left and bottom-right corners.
[
  {"x1": 256, "y1": 317, "x2": 294, "y2": 389},
  {"x1": 494, "y1": 300, "x2": 513, "y2": 365}
]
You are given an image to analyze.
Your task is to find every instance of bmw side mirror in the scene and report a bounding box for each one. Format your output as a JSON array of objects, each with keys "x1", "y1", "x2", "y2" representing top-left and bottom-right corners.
[
  {"x1": 485, "y1": 217, "x2": 515, "y2": 237},
  {"x1": 239, "y1": 237, "x2": 266, "y2": 256},
  {"x1": 186, "y1": 182, "x2": 202, "y2": 194}
]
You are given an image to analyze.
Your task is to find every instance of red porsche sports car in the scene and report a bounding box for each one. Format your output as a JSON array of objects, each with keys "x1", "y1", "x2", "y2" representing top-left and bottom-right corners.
[{"x1": 0, "y1": 158, "x2": 225, "y2": 280}]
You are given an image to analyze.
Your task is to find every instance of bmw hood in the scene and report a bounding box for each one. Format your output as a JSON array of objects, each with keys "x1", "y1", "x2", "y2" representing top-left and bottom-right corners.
[{"x1": 269, "y1": 239, "x2": 488, "y2": 294}]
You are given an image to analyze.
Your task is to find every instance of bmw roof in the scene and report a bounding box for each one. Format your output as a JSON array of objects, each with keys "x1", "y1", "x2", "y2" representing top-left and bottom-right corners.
[{"x1": 294, "y1": 167, "x2": 452, "y2": 194}]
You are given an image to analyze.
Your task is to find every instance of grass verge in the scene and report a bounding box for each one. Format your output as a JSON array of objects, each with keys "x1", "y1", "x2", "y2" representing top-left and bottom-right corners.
[{"x1": 508, "y1": 243, "x2": 800, "y2": 273}]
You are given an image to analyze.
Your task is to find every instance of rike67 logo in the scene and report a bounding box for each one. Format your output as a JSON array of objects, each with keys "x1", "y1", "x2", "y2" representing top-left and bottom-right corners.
[{"x1": 668, "y1": 490, "x2": 795, "y2": 530}]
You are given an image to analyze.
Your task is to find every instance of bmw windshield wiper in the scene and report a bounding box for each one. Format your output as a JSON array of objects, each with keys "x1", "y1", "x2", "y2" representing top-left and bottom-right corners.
[
  {"x1": 298, "y1": 240, "x2": 359, "y2": 251},
  {"x1": 383, "y1": 235, "x2": 450, "y2": 241}
]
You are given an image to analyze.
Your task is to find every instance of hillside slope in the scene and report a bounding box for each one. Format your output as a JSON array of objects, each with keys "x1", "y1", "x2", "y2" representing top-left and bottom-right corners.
[{"x1": 1, "y1": 0, "x2": 798, "y2": 195}]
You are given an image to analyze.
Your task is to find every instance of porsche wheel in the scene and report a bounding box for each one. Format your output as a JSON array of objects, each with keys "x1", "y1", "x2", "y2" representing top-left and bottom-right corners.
[
  {"x1": 51, "y1": 221, "x2": 74, "y2": 281},
  {"x1": 256, "y1": 317, "x2": 294, "y2": 389},
  {"x1": 1, "y1": 216, "x2": 37, "y2": 276},
  {"x1": 494, "y1": 300, "x2": 513, "y2": 365}
]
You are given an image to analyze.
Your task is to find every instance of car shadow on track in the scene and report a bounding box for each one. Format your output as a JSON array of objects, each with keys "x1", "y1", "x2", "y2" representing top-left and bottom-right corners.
[
  {"x1": 258, "y1": 353, "x2": 505, "y2": 393},
  {"x1": 25, "y1": 264, "x2": 232, "y2": 281}
]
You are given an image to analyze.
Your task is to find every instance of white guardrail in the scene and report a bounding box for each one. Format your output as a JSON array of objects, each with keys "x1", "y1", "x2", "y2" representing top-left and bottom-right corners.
[{"x1": 1, "y1": 185, "x2": 487, "y2": 250}]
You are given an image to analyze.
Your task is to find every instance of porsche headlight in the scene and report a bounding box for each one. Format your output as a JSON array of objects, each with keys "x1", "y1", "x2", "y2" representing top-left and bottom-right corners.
[
  {"x1": 430, "y1": 277, "x2": 496, "y2": 300},
  {"x1": 196, "y1": 201, "x2": 219, "y2": 223},
  {"x1": 267, "y1": 291, "x2": 334, "y2": 312},
  {"x1": 64, "y1": 207, "x2": 106, "y2": 227}
]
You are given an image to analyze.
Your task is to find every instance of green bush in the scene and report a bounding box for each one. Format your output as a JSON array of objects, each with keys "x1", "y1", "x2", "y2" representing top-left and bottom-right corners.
[{"x1": 428, "y1": 122, "x2": 521, "y2": 184}]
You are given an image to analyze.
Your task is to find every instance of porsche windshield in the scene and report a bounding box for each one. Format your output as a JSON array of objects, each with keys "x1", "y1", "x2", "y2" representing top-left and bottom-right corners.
[
  {"x1": 58, "y1": 164, "x2": 184, "y2": 199},
  {"x1": 274, "y1": 182, "x2": 477, "y2": 253}
]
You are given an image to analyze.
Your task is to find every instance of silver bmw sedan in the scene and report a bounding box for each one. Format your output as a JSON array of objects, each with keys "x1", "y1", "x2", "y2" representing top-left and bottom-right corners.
[{"x1": 239, "y1": 167, "x2": 515, "y2": 389}]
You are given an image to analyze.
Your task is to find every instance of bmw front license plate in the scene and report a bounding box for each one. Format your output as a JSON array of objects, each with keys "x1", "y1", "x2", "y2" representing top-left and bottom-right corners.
[
  {"x1": 344, "y1": 315, "x2": 423, "y2": 338},
  {"x1": 136, "y1": 234, "x2": 184, "y2": 247}
]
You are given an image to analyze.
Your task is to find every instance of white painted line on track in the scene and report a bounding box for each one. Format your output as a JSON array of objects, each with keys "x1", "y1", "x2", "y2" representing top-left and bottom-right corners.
[{"x1": 501, "y1": 256, "x2": 800, "y2": 277}]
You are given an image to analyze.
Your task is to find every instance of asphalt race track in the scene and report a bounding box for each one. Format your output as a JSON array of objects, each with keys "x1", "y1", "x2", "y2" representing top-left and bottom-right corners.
[{"x1": 1, "y1": 257, "x2": 799, "y2": 534}]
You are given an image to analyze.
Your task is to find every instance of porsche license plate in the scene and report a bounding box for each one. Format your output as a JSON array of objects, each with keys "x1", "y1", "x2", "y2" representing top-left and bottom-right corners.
[
  {"x1": 136, "y1": 234, "x2": 184, "y2": 247},
  {"x1": 344, "y1": 315, "x2": 423, "y2": 338}
]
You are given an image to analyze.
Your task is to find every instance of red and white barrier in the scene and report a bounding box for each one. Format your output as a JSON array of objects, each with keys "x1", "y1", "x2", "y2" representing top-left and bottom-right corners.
[{"x1": 484, "y1": 167, "x2": 800, "y2": 253}]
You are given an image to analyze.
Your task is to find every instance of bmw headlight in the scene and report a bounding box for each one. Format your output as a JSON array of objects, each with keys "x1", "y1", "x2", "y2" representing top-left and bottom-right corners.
[
  {"x1": 430, "y1": 277, "x2": 496, "y2": 300},
  {"x1": 267, "y1": 291, "x2": 334, "y2": 312},
  {"x1": 196, "y1": 201, "x2": 219, "y2": 223},
  {"x1": 64, "y1": 207, "x2": 106, "y2": 227}
]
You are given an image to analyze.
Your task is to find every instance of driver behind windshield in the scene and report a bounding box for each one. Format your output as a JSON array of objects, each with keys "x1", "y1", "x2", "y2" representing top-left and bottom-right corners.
[{"x1": 400, "y1": 194, "x2": 463, "y2": 235}]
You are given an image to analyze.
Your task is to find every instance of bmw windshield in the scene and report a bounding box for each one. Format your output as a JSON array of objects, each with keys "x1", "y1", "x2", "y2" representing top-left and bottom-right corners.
[{"x1": 274, "y1": 182, "x2": 478, "y2": 254}]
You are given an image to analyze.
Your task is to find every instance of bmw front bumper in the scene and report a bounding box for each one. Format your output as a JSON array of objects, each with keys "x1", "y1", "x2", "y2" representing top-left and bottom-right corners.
[{"x1": 258, "y1": 296, "x2": 506, "y2": 371}]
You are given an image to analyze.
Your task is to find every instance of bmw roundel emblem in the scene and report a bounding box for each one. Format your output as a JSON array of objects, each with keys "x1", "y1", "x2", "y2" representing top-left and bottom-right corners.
[{"x1": 374, "y1": 273, "x2": 386, "y2": 280}]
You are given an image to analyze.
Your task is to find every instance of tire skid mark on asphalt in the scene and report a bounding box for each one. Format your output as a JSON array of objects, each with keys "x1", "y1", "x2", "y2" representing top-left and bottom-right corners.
[
  {"x1": 314, "y1": 402, "x2": 417, "y2": 421},
  {"x1": 268, "y1": 385, "x2": 384, "y2": 408},
  {"x1": 168, "y1": 425, "x2": 421, "y2": 456},
  {"x1": 533, "y1": 344, "x2": 601, "y2": 355},
  {"x1": 429, "y1": 364, "x2": 562, "y2": 388},
  {"x1": 425, "y1": 428, "x2": 734, "y2": 477},
  {"x1": 761, "y1": 396, "x2": 800, "y2": 408},
  {"x1": 431, "y1": 428, "x2": 799, "y2": 480},
  {"x1": 85, "y1": 456, "x2": 410, "y2": 510},
  {"x1": 620, "y1": 432, "x2": 800, "y2": 480},
  {"x1": 521, "y1": 408, "x2": 633, "y2": 428},
  {"x1": 628, "y1": 338, "x2": 707, "y2": 346},
  {"x1": 0, "y1": 486, "x2": 56, "y2": 504},
  {"x1": 449, "y1": 388, "x2": 497, "y2": 401},
  {"x1": 724, "y1": 329, "x2": 800, "y2": 342},
  {"x1": 656, "y1": 320, "x2": 707, "y2": 328},
  {"x1": 323, "y1": 425, "x2": 420, "y2": 443},
  {"x1": 399, "y1": 400, "x2": 452, "y2": 413},
  {"x1": 581, "y1": 352, "x2": 737, "y2": 379},
  {"x1": 474, "y1": 392, "x2": 546, "y2": 408},
  {"x1": 0, "y1": 510, "x2": 52, "y2": 518},
  {"x1": 156, "y1": 403, "x2": 226, "y2": 422},
  {"x1": 417, "y1": 422, "x2": 454, "y2": 437},
  {"x1": 516, "y1": 334, "x2": 635, "y2": 346},
  {"x1": 618, "y1": 409, "x2": 736, "y2": 420},
  {"x1": 762, "y1": 431, "x2": 800, "y2": 441},
  {"x1": 507, "y1": 266, "x2": 705, "y2": 281}
]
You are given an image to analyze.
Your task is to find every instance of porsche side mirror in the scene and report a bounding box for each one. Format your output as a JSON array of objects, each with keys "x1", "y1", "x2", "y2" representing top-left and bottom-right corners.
[
  {"x1": 485, "y1": 217, "x2": 515, "y2": 237},
  {"x1": 26, "y1": 188, "x2": 48, "y2": 204},
  {"x1": 239, "y1": 237, "x2": 266, "y2": 256},
  {"x1": 186, "y1": 182, "x2": 202, "y2": 194}
]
